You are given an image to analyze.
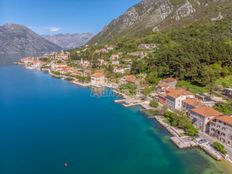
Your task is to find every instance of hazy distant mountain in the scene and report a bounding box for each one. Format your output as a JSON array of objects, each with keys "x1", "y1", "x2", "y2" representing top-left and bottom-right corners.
[
  {"x1": 0, "y1": 24, "x2": 62, "y2": 65},
  {"x1": 90, "y1": 0, "x2": 232, "y2": 44},
  {"x1": 43, "y1": 33, "x2": 93, "y2": 49}
]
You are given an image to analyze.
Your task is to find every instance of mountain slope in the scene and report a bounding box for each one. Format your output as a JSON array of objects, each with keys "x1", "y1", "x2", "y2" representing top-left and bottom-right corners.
[
  {"x1": 89, "y1": 0, "x2": 232, "y2": 44},
  {"x1": 0, "y1": 24, "x2": 62, "y2": 65},
  {"x1": 43, "y1": 33, "x2": 93, "y2": 49}
]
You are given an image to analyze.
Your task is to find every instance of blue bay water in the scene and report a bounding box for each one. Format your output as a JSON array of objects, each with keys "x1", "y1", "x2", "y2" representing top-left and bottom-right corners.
[{"x1": 0, "y1": 66, "x2": 229, "y2": 174}]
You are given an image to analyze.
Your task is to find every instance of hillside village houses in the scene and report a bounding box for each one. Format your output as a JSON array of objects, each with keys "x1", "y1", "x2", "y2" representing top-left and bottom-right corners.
[
  {"x1": 112, "y1": 60, "x2": 120, "y2": 65},
  {"x1": 50, "y1": 63, "x2": 82, "y2": 76},
  {"x1": 42, "y1": 51, "x2": 70, "y2": 62},
  {"x1": 128, "y1": 51, "x2": 147, "y2": 59},
  {"x1": 138, "y1": 43, "x2": 157, "y2": 50},
  {"x1": 51, "y1": 63, "x2": 68, "y2": 71},
  {"x1": 94, "y1": 45, "x2": 114, "y2": 54},
  {"x1": 111, "y1": 54, "x2": 120, "y2": 60},
  {"x1": 21, "y1": 57, "x2": 43, "y2": 70},
  {"x1": 98, "y1": 59, "x2": 106, "y2": 66},
  {"x1": 91, "y1": 72, "x2": 106, "y2": 86},
  {"x1": 53, "y1": 50, "x2": 70, "y2": 61},
  {"x1": 80, "y1": 58, "x2": 90, "y2": 68},
  {"x1": 113, "y1": 67, "x2": 125, "y2": 74},
  {"x1": 120, "y1": 75, "x2": 137, "y2": 85}
]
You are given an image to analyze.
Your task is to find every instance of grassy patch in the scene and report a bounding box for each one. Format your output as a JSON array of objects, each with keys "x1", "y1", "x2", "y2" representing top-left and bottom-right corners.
[
  {"x1": 170, "y1": 0, "x2": 186, "y2": 6},
  {"x1": 214, "y1": 102, "x2": 232, "y2": 115},
  {"x1": 145, "y1": 109, "x2": 159, "y2": 117},
  {"x1": 177, "y1": 80, "x2": 208, "y2": 94},
  {"x1": 215, "y1": 75, "x2": 232, "y2": 88}
]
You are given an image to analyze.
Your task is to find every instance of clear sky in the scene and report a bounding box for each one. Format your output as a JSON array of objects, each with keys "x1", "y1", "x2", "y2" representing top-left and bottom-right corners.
[{"x1": 0, "y1": 0, "x2": 140, "y2": 35}]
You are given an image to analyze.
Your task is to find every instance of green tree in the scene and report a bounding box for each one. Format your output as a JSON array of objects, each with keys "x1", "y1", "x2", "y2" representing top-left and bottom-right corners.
[
  {"x1": 150, "y1": 100, "x2": 159, "y2": 108},
  {"x1": 213, "y1": 142, "x2": 227, "y2": 155},
  {"x1": 145, "y1": 72, "x2": 159, "y2": 85},
  {"x1": 204, "y1": 63, "x2": 222, "y2": 94}
]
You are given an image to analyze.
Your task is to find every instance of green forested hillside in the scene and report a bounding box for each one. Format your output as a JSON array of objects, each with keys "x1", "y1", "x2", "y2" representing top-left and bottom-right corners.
[
  {"x1": 69, "y1": 2, "x2": 232, "y2": 92},
  {"x1": 138, "y1": 20, "x2": 232, "y2": 86}
]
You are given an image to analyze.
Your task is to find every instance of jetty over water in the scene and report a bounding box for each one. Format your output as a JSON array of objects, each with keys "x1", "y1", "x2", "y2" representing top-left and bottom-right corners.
[
  {"x1": 115, "y1": 98, "x2": 152, "y2": 109},
  {"x1": 115, "y1": 99, "x2": 140, "y2": 107},
  {"x1": 154, "y1": 116, "x2": 222, "y2": 160}
]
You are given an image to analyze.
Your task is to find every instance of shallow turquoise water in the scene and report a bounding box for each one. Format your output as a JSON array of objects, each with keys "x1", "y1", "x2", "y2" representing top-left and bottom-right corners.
[{"x1": 0, "y1": 66, "x2": 227, "y2": 174}]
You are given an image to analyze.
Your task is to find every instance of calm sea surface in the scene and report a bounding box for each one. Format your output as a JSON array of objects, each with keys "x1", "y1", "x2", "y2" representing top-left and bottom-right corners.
[{"x1": 0, "y1": 65, "x2": 230, "y2": 174}]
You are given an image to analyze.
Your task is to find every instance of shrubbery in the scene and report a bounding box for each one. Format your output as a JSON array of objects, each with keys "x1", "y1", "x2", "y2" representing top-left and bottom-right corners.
[
  {"x1": 119, "y1": 83, "x2": 137, "y2": 96},
  {"x1": 164, "y1": 111, "x2": 198, "y2": 137},
  {"x1": 150, "y1": 100, "x2": 159, "y2": 108},
  {"x1": 213, "y1": 142, "x2": 227, "y2": 155},
  {"x1": 214, "y1": 102, "x2": 232, "y2": 115}
]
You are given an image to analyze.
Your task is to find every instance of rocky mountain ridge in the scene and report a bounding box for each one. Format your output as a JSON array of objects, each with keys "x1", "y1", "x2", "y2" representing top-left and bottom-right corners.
[
  {"x1": 43, "y1": 33, "x2": 93, "y2": 49},
  {"x1": 0, "y1": 24, "x2": 62, "y2": 65},
  {"x1": 90, "y1": 0, "x2": 230, "y2": 44}
]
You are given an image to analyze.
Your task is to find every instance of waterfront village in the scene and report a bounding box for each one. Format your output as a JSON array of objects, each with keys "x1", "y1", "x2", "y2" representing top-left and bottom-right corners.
[{"x1": 19, "y1": 44, "x2": 232, "y2": 164}]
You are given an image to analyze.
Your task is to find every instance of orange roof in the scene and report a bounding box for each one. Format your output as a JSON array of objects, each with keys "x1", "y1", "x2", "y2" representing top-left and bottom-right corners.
[
  {"x1": 191, "y1": 106, "x2": 222, "y2": 118},
  {"x1": 124, "y1": 75, "x2": 136, "y2": 83},
  {"x1": 157, "y1": 82, "x2": 169, "y2": 87},
  {"x1": 166, "y1": 88, "x2": 193, "y2": 99},
  {"x1": 91, "y1": 72, "x2": 105, "y2": 78},
  {"x1": 69, "y1": 68, "x2": 81, "y2": 74},
  {"x1": 162, "y1": 78, "x2": 177, "y2": 83},
  {"x1": 216, "y1": 116, "x2": 232, "y2": 126},
  {"x1": 183, "y1": 98, "x2": 204, "y2": 107},
  {"x1": 56, "y1": 64, "x2": 68, "y2": 68},
  {"x1": 32, "y1": 60, "x2": 41, "y2": 64}
]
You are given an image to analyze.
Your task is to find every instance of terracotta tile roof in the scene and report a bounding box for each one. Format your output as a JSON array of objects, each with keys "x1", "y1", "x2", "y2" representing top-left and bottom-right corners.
[
  {"x1": 191, "y1": 106, "x2": 222, "y2": 118},
  {"x1": 216, "y1": 116, "x2": 232, "y2": 126},
  {"x1": 32, "y1": 60, "x2": 41, "y2": 64},
  {"x1": 56, "y1": 64, "x2": 68, "y2": 68},
  {"x1": 183, "y1": 98, "x2": 204, "y2": 107},
  {"x1": 165, "y1": 88, "x2": 175, "y2": 92},
  {"x1": 157, "y1": 83, "x2": 169, "y2": 87},
  {"x1": 166, "y1": 88, "x2": 193, "y2": 99},
  {"x1": 124, "y1": 75, "x2": 136, "y2": 83},
  {"x1": 91, "y1": 72, "x2": 105, "y2": 78},
  {"x1": 162, "y1": 78, "x2": 177, "y2": 83}
]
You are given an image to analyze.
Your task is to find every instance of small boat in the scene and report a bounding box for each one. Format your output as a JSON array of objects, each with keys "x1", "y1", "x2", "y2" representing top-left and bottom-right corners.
[{"x1": 64, "y1": 162, "x2": 68, "y2": 168}]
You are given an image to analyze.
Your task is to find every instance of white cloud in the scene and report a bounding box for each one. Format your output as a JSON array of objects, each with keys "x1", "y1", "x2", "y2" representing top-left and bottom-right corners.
[
  {"x1": 47, "y1": 27, "x2": 60, "y2": 32},
  {"x1": 26, "y1": 26, "x2": 61, "y2": 34}
]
